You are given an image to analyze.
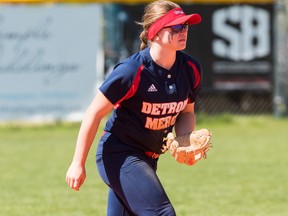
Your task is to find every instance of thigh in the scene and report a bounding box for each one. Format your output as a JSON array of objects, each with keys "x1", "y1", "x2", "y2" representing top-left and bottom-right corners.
[
  {"x1": 119, "y1": 155, "x2": 175, "y2": 216},
  {"x1": 107, "y1": 189, "x2": 134, "y2": 216},
  {"x1": 96, "y1": 133, "x2": 175, "y2": 216}
]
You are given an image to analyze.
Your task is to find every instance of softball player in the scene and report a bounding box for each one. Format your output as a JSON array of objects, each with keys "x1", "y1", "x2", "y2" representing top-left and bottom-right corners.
[{"x1": 66, "y1": 0, "x2": 203, "y2": 215}]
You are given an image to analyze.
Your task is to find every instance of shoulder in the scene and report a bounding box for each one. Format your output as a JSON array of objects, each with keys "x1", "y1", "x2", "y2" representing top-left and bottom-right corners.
[
  {"x1": 99, "y1": 50, "x2": 147, "y2": 104},
  {"x1": 107, "y1": 50, "x2": 147, "y2": 82},
  {"x1": 177, "y1": 51, "x2": 203, "y2": 89},
  {"x1": 114, "y1": 52, "x2": 145, "y2": 73},
  {"x1": 177, "y1": 51, "x2": 202, "y2": 72}
]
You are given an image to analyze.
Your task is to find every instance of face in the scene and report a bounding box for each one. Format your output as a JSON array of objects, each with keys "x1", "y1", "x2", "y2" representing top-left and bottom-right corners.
[{"x1": 156, "y1": 24, "x2": 189, "y2": 51}]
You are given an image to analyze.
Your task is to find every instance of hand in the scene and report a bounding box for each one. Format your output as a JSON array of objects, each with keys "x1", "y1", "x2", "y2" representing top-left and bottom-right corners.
[
  {"x1": 165, "y1": 129, "x2": 212, "y2": 166},
  {"x1": 66, "y1": 162, "x2": 86, "y2": 191}
]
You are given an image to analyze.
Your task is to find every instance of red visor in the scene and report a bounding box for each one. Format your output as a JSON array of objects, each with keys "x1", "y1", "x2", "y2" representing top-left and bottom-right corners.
[{"x1": 147, "y1": 8, "x2": 201, "y2": 40}]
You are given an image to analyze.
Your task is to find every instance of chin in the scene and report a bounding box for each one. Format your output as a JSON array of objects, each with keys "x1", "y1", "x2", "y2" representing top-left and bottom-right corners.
[{"x1": 177, "y1": 45, "x2": 187, "y2": 51}]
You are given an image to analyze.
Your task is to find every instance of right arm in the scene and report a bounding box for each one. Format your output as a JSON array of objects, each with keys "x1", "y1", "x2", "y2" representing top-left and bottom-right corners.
[{"x1": 66, "y1": 91, "x2": 114, "y2": 191}]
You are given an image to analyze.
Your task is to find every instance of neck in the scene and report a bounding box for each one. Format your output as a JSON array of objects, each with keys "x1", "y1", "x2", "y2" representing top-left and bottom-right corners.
[{"x1": 150, "y1": 45, "x2": 176, "y2": 70}]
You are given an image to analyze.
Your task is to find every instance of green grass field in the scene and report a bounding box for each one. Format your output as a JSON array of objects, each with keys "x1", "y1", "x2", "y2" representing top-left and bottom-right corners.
[{"x1": 0, "y1": 115, "x2": 287, "y2": 216}]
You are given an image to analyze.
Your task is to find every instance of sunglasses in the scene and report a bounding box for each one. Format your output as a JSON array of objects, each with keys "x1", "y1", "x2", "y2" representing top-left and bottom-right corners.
[{"x1": 165, "y1": 24, "x2": 189, "y2": 34}]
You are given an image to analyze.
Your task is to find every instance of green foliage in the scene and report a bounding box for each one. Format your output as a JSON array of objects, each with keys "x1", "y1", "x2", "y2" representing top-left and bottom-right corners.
[{"x1": 0, "y1": 115, "x2": 287, "y2": 216}]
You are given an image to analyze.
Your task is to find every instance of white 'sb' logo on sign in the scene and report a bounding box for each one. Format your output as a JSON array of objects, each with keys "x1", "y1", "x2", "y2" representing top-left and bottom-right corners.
[{"x1": 212, "y1": 5, "x2": 270, "y2": 61}]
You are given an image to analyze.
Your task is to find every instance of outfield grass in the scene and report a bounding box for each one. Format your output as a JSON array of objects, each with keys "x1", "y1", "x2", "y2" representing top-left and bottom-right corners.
[{"x1": 0, "y1": 115, "x2": 287, "y2": 216}]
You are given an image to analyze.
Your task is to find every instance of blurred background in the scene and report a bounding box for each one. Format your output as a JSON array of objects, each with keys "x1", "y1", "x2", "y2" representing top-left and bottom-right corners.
[
  {"x1": 0, "y1": 0, "x2": 287, "y2": 123},
  {"x1": 1, "y1": 1, "x2": 288, "y2": 216}
]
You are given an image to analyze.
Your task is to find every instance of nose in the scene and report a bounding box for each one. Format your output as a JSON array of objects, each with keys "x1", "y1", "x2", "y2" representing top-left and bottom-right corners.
[
  {"x1": 179, "y1": 29, "x2": 188, "y2": 36},
  {"x1": 180, "y1": 27, "x2": 188, "y2": 34}
]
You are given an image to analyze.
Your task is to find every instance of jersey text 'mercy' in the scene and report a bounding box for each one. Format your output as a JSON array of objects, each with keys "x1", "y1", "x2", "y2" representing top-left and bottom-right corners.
[{"x1": 142, "y1": 99, "x2": 188, "y2": 130}]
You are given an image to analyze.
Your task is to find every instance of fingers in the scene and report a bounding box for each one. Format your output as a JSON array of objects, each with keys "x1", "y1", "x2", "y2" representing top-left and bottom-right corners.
[
  {"x1": 73, "y1": 180, "x2": 80, "y2": 191},
  {"x1": 169, "y1": 141, "x2": 179, "y2": 157},
  {"x1": 66, "y1": 178, "x2": 80, "y2": 191},
  {"x1": 66, "y1": 163, "x2": 86, "y2": 191},
  {"x1": 66, "y1": 175, "x2": 86, "y2": 191}
]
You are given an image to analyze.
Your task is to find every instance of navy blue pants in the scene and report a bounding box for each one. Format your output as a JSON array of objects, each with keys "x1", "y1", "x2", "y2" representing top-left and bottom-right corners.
[{"x1": 96, "y1": 131, "x2": 176, "y2": 216}]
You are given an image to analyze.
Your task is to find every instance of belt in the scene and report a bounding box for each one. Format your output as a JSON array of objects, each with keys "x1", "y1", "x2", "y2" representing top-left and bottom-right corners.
[{"x1": 145, "y1": 151, "x2": 160, "y2": 159}]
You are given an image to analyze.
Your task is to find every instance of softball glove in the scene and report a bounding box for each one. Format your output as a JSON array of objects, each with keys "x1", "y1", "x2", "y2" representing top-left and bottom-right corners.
[{"x1": 164, "y1": 129, "x2": 212, "y2": 166}]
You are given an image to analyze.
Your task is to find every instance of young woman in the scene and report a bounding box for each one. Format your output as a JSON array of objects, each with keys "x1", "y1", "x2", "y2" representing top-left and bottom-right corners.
[{"x1": 66, "y1": 0, "x2": 203, "y2": 215}]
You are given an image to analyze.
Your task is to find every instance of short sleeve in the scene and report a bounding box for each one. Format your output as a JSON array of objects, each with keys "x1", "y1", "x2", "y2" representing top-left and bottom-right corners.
[
  {"x1": 99, "y1": 60, "x2": 141, "y2": 105},
  {"x1": 187, "y1": 58, "x2": 203, "y2": 103}
]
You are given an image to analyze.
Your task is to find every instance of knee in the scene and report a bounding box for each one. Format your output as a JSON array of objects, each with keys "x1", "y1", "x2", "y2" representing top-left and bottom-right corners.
[
  {"x1": 155, "y1": 203, "x2": 176, "y2": 216},
  {"x1": 135, "y1": 203, "x2": 176, "y2": 216}
]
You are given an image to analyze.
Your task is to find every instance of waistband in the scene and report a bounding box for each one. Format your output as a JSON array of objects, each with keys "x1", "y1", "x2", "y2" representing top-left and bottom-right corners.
[
  {"x1": 145, "y1": 151, "x2": 161, "y2": 159},
  {"x1": 102, "y1": 130, "x2": 161, "y2": 159}
]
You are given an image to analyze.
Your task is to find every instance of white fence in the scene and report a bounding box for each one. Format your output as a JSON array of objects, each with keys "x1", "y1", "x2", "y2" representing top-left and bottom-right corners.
[{"x1": 0, "y1": 4, "x2": 104, "y2": 122}]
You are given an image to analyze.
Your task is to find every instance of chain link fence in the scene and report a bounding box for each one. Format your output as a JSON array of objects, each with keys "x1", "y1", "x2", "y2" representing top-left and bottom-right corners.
[{"x1": 196, "y1": 91, "x2": 273, "y2": 115}]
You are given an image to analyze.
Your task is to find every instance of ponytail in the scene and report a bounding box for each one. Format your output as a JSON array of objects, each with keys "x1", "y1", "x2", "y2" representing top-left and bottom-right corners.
[{"x1": 139, "y1": 31, "x2": 149, "y2": 50}]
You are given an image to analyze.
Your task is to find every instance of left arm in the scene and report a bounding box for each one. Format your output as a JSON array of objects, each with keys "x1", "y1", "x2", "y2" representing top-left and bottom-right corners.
[
  {"x1": 174, "y1": 103, "x2": 196, "y2": 136},
  {"x1": 174, "y1": 55, "x2": 202, "y2": 136}
]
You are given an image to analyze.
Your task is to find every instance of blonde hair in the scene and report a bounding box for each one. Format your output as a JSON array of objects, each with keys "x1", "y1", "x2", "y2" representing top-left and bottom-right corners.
[{"x1": 138, "y1": 0, "x2": 180, "y2": 50}]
